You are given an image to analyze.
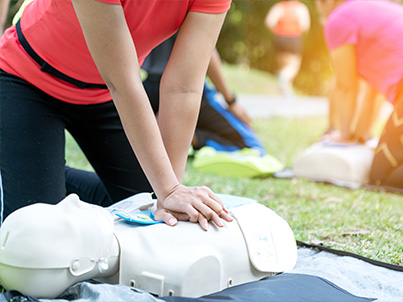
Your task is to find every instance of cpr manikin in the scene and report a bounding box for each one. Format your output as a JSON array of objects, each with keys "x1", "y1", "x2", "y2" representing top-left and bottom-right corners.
[
  {"x1": 0, "y1": 194, "x2": 297, "y2": 299},
  {"x1": 293, "y1": 142, "x2": 375, "y2": 188}
]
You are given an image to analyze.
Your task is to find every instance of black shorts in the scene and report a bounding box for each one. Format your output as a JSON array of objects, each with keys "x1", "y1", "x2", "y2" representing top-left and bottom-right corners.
[{"x1": 273, "y1": 35, "x2": 303, "y2": 55}]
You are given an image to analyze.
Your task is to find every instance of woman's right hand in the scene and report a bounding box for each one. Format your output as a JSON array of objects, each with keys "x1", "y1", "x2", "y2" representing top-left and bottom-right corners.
[{"x1": 154, "y1": 184, "x2": 233, "y2": 231}]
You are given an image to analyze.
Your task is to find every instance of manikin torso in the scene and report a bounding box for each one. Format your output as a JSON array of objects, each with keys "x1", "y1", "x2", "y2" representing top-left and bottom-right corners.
[{"x1": 294, "y1": 142, "x2": 375, "y2": 188}]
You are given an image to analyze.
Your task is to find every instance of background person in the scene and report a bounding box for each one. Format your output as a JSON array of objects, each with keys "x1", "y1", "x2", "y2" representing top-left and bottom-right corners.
[
  {"x1": 315, "y1": 0, "x2": 403, "y2": 190},
  {"x1": 265, "y1": 0, "x2": 311, "y2": 97}
]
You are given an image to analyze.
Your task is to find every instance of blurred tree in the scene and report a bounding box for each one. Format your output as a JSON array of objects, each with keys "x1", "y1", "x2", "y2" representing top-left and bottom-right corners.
[{"x1": 217, "y1": 0, "x2": 333, "y2": 96}]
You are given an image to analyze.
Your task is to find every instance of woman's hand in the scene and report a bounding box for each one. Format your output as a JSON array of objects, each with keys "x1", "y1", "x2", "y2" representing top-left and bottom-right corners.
[
  {"x1": 320, "y1": 128, "x2": 341, "y2": 142},
  {"x1": 321, "y1": 129, "x2": 360, "y2": 145},
  {"x1": 154, "y1": 184, "x2": 233, "y2": 231},
  {"x1": 228, "y1": 102, "x2": 252, "y2": 128}
]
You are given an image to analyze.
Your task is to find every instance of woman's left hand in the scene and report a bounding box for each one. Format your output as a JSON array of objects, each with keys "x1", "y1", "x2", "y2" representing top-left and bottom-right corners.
[{"x1": 154, "y1": 184, "x2": 233, "y2": 231}]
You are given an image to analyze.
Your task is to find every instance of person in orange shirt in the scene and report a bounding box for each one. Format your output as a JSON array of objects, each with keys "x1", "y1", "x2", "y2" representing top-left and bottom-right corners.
[{"x1": 265, "y1": 0, "x2": 310, "y2": 97}]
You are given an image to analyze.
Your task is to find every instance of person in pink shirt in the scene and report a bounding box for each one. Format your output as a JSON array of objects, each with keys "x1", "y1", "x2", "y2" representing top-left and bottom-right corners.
[
  {"x1": 315, "y1": 0, "x2": 403, "y2": 191},
  {"x1": 0, "y1": 0, "x2": 233, "y2": 229}
]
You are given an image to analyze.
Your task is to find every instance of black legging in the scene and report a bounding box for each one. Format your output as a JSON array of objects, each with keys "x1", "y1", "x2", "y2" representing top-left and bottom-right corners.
[
  {"x1": 65, "y1": 166, "x2": 111, "y2": 206},
  {"x1": 369, "y1": 97, "x2": 403, "y2": 190},
  {"x1": 0, "y1": 71, "x2": 152, "y2": 221}
]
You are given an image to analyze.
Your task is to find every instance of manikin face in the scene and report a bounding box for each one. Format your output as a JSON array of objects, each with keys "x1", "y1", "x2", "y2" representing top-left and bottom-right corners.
[
  {"x1": 0, "y1": 194, "x2": 115, "y2": 267},
  {"x1": 0, "y1": 194, "x2": 116, "y2": 297}
]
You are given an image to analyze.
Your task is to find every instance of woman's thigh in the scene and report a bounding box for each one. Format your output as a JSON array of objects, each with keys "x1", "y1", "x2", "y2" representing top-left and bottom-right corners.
[
  {"x1": 0, "y1": 71, "x2": 67, "y2": 221},
  {"x1": 66, "y1": 101, "x2": 153, "y2": 204}
]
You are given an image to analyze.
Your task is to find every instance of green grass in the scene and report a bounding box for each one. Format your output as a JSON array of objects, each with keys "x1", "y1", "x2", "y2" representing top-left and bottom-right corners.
[
  {"x1": 219, "y1": 63, "x2": 281, "y2": 95},
  {"x1": 184, "y1": 117, "x2": 403, "y2": 265},
  {"x1": 65, "y1": 64, "x2": 403, "y2": 266}
]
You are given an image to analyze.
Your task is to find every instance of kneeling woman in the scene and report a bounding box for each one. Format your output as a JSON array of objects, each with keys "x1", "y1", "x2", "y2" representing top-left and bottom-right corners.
[
  {"x1": 315, "y1": 0, "x2": 403, "y2": 191},
  {"x1": 0, "y1": 0, "x2": 233, "y2": 228}
]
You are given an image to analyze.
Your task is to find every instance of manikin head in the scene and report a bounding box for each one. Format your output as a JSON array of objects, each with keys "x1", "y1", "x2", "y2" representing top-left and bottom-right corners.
[{"x1": 0, "y1": 194, "x2": 120, "y2": 298}]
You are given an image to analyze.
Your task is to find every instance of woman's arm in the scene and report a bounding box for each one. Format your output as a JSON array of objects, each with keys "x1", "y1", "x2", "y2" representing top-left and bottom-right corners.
[
  {"x1": 207, "y1": 49, "x2": 235, "y2": 104},
  {"x1": 206, "y1": 48, "x2": 251, "y2": 127},
  {"x1": 352, "y1": 80, "x2": 383, "y2": 143},
  {"x1": 72, "y1": 0, "x2": 231, "y2": 230},
  {"x1": 265, "y1": 3, "x2": 281, "y2": 31},
  {"x1": 329, "y1": 44, "x2": 359, "y2": 141},
  {"x1": 297, "y1": 3, "x2": 310, "y2": 33},
  {"x1": 158, "y1": 11, "x2": 227, "y2": 182},
  {"x1": 157, "y1": 11, "x2": 234, "y2": 229}
]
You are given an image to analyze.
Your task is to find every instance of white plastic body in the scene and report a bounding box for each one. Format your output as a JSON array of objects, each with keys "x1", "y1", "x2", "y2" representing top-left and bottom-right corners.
[
  {"x1": 293, "y1": 142, "x2": 375, "y2": 188},
  {"x1": 0, "y1": 195, "x2": 297, "y2": 299},
  {"x1": 0, "y1": 256, "x2": 120, "y2": 299},
  {"x1": 113, "y1": 203, "x2": 297, "y2": 298}
]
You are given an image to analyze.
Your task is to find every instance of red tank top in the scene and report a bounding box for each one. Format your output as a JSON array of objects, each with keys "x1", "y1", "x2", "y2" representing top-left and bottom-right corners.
[{"x1": 0, "y1": 0, "x2": 231, "y2": 104}]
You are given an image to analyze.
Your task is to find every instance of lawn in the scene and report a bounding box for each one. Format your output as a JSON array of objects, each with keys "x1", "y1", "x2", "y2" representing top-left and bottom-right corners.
[
  {"x1": 185, "y1": 117, "x2": 403, "y2": 265},
  {"x1": 65, "y1": 65, "x2": 403, "y2": 266}
]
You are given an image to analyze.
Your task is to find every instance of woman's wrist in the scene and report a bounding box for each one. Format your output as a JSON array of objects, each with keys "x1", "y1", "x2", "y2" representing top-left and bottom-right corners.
[
  {"x1": 156, "y1": 179, "x2": 181, "y2": 203},
  {"x1": 226, "y1": 93, "x2": 237, "y2": 106}
]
